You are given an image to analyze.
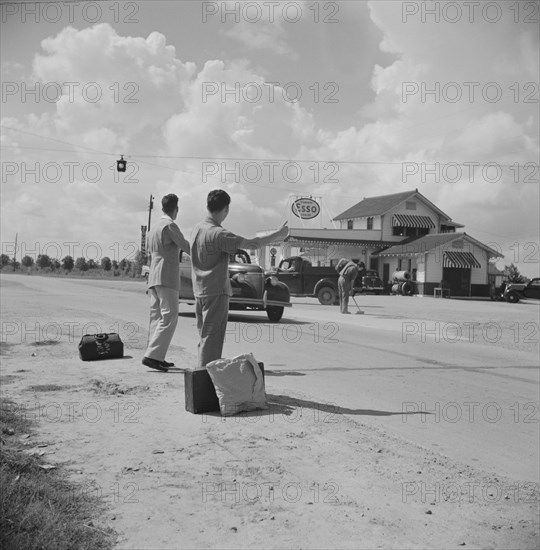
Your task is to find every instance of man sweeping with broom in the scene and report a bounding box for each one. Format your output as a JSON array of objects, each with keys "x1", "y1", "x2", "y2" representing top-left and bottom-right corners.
[{"x1": 336, "y1": 258, "x2": 363, "y2": 314}]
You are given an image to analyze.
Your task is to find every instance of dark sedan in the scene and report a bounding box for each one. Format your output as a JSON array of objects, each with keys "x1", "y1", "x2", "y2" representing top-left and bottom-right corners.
[
  {"x1": 179, "y1": 250, "x2": 291, "y2": 322},
  {"x1": 504, "y1": 278, "x2": 540, "y2": 303}
]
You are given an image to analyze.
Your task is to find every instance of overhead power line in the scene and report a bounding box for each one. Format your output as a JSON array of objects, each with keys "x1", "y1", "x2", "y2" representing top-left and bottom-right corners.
[{"x1": 2, "y1": 124, "x2": 538, "y2": 169}]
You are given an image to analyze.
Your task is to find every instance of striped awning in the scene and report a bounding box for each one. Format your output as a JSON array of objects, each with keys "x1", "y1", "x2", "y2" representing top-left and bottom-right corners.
[
  {"x1": 443, "y1": 251, "x2": 481, "y2": 269},
  {"x1": 392, "y1": 214, "x2": 436, "y2": 228},
  {"x1": 285, "y1": 237, "x2": 396, "y2": 247}
]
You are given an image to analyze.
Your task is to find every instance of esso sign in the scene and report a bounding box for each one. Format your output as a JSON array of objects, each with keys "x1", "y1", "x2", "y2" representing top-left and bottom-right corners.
[{"x1": 292, "y1": 198, "x2": 320, "y2": 219}]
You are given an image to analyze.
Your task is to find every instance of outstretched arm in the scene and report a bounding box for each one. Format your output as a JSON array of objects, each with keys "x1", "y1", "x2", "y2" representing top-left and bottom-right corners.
[{"x1": 239, "y1": 221, "x2": 288, "y2": 250}]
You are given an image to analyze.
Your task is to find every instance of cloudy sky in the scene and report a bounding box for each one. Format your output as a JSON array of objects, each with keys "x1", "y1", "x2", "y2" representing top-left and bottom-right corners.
[{"x1": 1, "y1": 0, "x2": 538, "y2": 275}]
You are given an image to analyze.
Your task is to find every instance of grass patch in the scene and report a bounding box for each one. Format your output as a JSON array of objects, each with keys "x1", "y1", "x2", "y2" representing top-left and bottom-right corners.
[
  {"x1": 0, "y1": 343, "x2": 16, "y2": 356},
  {"x1": 25, "y1": 385, "x2": 72, "y2": 393},
  {"x1": 0, "y1": 375, "x2": 20, "y2": 385},
  {"x1": 0, "y1": 399, "x2": 115, "y2": 550},
  {"x1": 0, "y1": 400, "x2": 34, "y2": 435},
  {"x1": 30, "y1": 341, "x2": 62, "y2": 347},
  {"x1": 89, "y1": 379, "x2": 149, "y2": 396}
]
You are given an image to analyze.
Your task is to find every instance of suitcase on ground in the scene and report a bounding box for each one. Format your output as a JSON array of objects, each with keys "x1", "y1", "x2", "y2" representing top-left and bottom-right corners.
[
  {"x1": 78, "y1": 333, "x2": 124, "y2": 361},
  {"x1": 184, "y1": 362, "x2": 264, "y2": 414}
]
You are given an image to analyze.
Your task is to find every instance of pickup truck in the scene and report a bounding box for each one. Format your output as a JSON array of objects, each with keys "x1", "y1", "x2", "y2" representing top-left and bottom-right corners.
[
  {"x1": 267, "y1": 256, "x2": 342, "y2": 305},
  {"x1": 268, "y1": 256, "x2": 387, "y2": 304},
  {"x1": 504, "y1": 278, "x2": 540, "y2": 303},
  {"x1": 179, "y1": 249, "x2": 291, "y2": 322}
]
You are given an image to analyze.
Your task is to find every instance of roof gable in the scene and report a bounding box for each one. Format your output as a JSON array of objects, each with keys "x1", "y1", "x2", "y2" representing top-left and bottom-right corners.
[
  {"x1": 333, "y1": 189, "x2": 455, "y2": 222},
  {"x1": 333, "y1": 190, "x2": 416, "y2": 220}
]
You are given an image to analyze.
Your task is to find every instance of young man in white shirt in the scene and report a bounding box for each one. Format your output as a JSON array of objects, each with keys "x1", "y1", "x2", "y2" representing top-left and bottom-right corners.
[{"x1": 143, "y1": 194, "x2": 190, "y2": 372}]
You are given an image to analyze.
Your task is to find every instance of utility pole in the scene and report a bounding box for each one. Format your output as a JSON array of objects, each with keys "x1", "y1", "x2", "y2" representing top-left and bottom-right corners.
[
  {"x1": 148, "y1": 195, "x2": 154, "y2": 232},
  {"x1": 142, "y1": 195, "x2": 154, "y2": 265},
  {"x1": 13, "y1": 233, "x2": 17, "y2": 271}
]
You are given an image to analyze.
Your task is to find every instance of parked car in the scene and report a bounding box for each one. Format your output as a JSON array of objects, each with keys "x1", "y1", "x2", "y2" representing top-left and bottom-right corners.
[
  {"x1": 179, "y1": 250, "x2": 291, "y2": 322},
  {"x1": 355, "y1": 269, "x2": 384, "y2": 295},
  {"x1": 267, "y1": 256, "x2": 340, "y2": 305},
  {"x1": 504, "y1": 278, "x2": 540, "y2": 303}
]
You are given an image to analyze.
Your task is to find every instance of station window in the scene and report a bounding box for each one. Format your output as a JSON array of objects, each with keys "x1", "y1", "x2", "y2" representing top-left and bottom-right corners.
[
  {"x1": 367, "y1": 217, "x2": 374, "y2": 230},
  {"x1": 393, "y1": 226, "x2": 428, "y2": 237},
  {"x1": 347, "y1": 220, "x2": 353, "y2": 230},
  {"x1": 405, "y1": 201, "x2": 417, "y2": 210}
]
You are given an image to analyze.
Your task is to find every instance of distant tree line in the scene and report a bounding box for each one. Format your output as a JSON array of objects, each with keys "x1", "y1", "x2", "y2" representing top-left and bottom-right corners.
[{"x1": 0, "y1": 251, "x2": 147, "y2": 278}]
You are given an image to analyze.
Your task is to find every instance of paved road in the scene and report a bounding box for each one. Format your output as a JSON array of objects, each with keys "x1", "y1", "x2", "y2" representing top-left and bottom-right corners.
[{"x1": 2, "y1": 274, "x2": 539, "y2": 483}]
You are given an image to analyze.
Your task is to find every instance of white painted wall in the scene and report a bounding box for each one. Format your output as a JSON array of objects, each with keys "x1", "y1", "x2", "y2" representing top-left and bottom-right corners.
[
  {"x1": 339, "y1": 216, "x2": 381, "y2": 230},
  {"x1": 422, "y1": 239, "x2": 489, "y2": 283}
]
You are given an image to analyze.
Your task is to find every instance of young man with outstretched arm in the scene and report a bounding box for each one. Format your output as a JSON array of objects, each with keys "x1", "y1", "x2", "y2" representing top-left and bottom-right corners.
[{"x1": 191, "y1": 189, "x2": 288, "y2": 368}]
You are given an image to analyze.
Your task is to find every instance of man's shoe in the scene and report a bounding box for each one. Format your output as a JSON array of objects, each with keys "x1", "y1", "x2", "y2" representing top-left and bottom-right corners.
[
  {"x1": 142, "y1": 357, "x2": 169, "y2": 372},
  {"x1": 163, "y1": 360, "x2": 175, "y2": 368}
]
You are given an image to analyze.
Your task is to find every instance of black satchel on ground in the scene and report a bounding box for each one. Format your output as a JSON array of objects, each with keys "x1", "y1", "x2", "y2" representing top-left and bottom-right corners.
[{"x1": 78, "y1": 333, "x2": 124, "y2": 361}]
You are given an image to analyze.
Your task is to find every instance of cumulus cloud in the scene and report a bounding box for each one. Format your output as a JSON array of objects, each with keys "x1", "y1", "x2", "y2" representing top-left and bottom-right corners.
[
  {"x1": 318, "y1": 1, "x2": 539, "y2": 271},
  {"x1": 2, "y1": 23, "x2": 197, "y2": 253},
  {"x1": 1, "y1": 22, "x2": 319, "y2": 254},
  {"x1": 220, "y1": 0, "x2": 306, "y2": 58},
  {"x1": 1, "y1": 5, "x2": 538, "y2": 275},
  {"x1": 164, "y1": 58, "x2": 320, "y2": 159},
  {"x1": 31, "y1": 24, "x2": 196, "y2": 149}
]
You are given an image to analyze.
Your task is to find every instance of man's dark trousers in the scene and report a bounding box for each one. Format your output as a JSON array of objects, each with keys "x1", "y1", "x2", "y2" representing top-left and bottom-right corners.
[{"x1": 195, "y1": 294, "x2": 229, "y2": 367}]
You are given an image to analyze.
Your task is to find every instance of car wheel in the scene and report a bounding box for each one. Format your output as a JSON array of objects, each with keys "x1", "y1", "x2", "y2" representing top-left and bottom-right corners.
[
  {"x1": 506, "y1": 292, "x2": 520, "y2": 303},
  {"x1": 317, "y1": 286, "x2": 336, "y2": 305},
  {"x1": 266, "y1": 306, "x2": 284, "y2": 322}
]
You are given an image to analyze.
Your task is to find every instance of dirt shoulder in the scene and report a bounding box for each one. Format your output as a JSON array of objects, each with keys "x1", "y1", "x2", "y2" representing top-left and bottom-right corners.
[{"x1": 1, "y1": 276, "x2": 538, "y2": 549}]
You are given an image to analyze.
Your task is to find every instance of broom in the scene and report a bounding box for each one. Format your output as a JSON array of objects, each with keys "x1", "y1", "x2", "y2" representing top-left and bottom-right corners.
[{"x1": 351, "y1": 293, "x2": 364, "y2": 314}]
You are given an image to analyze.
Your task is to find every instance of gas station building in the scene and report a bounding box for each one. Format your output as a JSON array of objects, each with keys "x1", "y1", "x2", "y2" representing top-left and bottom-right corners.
[{"x1": 254, "y1": 190, "x2": 503, "y2": 297}]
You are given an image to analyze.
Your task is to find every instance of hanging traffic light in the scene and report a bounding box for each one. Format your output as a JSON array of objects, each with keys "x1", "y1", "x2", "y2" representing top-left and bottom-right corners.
[{"x1": 117, "y1": 155, "x2": 126, "y2": 172}]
